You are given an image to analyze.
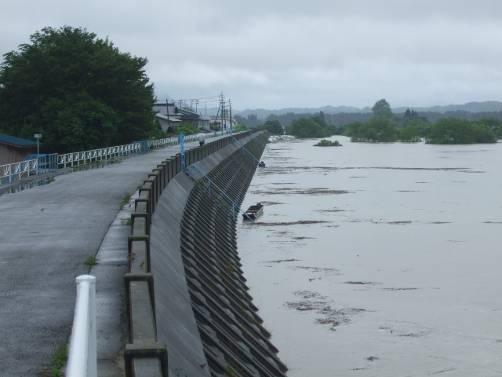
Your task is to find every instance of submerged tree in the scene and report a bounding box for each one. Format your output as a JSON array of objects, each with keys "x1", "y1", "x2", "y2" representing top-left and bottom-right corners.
[
  {"x1": 263, "y1": 119, "x2": 283, "y2": 135},
  {"x1": 0, "y1": 26, "x2": 157, "y2": 152},
  {"x1": 372, "y1": 99, "x2": 393, "y2": 120}
]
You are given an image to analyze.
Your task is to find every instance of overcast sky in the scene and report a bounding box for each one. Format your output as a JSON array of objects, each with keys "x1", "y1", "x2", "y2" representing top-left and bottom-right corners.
[{"x1": 1, "y1": 0, "x2": 502, "y2": 109}]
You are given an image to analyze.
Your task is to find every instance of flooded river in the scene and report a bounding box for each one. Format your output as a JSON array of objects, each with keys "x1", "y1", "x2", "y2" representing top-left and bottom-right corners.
[{"x1": 237, "y1": 136, "x2": 502, "y2": 376}]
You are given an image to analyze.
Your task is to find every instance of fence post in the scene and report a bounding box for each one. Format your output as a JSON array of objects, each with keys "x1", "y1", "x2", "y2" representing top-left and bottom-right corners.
[{"x1": 66, "y1": 275, "x2": 97, "y2": 377}]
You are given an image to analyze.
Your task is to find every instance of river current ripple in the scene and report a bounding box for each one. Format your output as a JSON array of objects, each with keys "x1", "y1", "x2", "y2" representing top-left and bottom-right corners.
[{"x1": 237, "y1": 135, "x2": 502, "y2": 377}]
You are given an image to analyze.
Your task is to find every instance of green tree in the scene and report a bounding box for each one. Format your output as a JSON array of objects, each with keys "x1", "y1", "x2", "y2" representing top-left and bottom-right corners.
[
  {"x1": 0, "y1": 26, "x2": 156, "y2": 152},
  {"x1": 426, "y1": 118, "x2": 496, "y2": 144},
  {"x1": 372, "y1": 99, "x2": 393, "y2": 120},
  {"x1": 263, "y1": 119, "x2": 283, "y2": 135},
  {"x1": 287, "y1": 118, "x2": 323, "y2": 138}
]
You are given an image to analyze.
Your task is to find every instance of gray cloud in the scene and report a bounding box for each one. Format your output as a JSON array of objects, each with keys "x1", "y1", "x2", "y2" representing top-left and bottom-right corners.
[{"x1": 1, "y1": 0, "x2": 502, "y2": 109}]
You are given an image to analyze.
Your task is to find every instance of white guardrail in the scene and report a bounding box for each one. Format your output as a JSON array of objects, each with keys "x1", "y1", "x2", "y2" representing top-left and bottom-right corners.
[
  {"x1": 67, "y1": 275, "x2": 97, "y2": 377},
  {"x1": 0, "y1": 130, "x2": 226, "y2": 186},
  {"x1": 0, "y1": 158, "x2": 39, "y2": 184}
]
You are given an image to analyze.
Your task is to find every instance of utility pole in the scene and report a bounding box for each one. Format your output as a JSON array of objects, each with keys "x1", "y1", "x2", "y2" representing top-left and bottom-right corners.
[
  {"x1": 166, "y1": 98, "x2": 170, "y2": 127},
  {"x1": 219, "y1": 93, "x2": 226, "y2": 131},
  {"x1": 228, "y1": 99, "x2": 233, "y2": 133}
]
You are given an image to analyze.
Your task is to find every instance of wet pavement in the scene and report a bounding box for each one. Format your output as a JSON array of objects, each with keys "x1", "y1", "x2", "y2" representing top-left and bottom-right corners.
[{"x1": 0, "y1": 139, "x2": 209, "y2": 377}]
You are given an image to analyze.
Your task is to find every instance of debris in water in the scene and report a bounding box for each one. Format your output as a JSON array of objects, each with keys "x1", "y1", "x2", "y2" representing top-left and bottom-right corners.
[
  {"x1": 429, "y1": 368, "x2": 457, "y2": 375},
  {"x1": 316, "y1": 208, "x2": 347, "y2": 213},
  {"x1": 366, "y1": 356, "x2": 379, "y2": 362},
  {"x1": 344, "y1": 281, "x2": 380, "y2": 286},
  {"x1": 252, "y1": 220, "x2": 330, "y2": 226},
  {"x1": 385, "y1": 220, "x2": 413, "y2": 225},
  {"x1": 264, "y1": 258, "x2": 301, "y2": 264},
  {"x1": 294, "y1": 266, "x2": 339, "y2": 274},
  {"x1": 285, "y1": 290, "x2": 368, "y2": 331}
]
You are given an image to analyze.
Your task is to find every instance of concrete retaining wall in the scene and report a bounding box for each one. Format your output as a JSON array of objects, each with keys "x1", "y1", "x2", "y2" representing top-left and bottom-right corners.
[{"x1": 124, "y1": 131, "x2": 287, "y2": 377}]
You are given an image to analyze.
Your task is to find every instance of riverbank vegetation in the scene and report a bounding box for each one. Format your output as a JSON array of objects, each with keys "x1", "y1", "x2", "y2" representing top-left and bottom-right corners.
[
  {"x1": 314, "y1": 139, "x2": 342, "y2": 147},
  {"x1": 345, "y1": 99, "x2": 499, "y2": 144},
  {"x1": 286, "y1": 114, "x2": 340, "y2": 138}
]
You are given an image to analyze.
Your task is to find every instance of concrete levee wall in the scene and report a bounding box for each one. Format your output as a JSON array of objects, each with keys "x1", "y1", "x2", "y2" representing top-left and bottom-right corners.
[{"x1": 123, "y1": 130, "x2": 287, "y2": 377}]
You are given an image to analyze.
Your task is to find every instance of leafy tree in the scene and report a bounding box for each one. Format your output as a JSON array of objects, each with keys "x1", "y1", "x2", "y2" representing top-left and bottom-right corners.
[
  {"x1": 372, "y1": 99, "x2": 393, "y2": 120},
  {"x1": 426, "y1": 118, "x2": 496, "y2": 144},
  {"x1": 263, "y1": 119, "x2": 283, "y2": 135},
  {"x1": 287, "y1": 118, "x2": 324, "y2": 138},
  {"x1": 478, "y1": 118, "x2": 502, "y2": 138},
  {"x1": 286, "y1": 116, "x2": 337, "y2": 138},
  {"x1": 398, "y1": 124, "x2": 422, "y2": 142},
  {"x1": 233, "y1": 123, "x2": 248, "y2": 132},
  {"x1": 0, "y1": 26, "x2": 156, "y2": 152}
]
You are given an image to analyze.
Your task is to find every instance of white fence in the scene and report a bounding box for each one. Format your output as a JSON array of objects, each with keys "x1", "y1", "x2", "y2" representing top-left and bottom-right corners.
[
  {"x1": 66, "y1": 275, "x2": 97, "y2": 377},
  {"x1": 0, "y1": 159, "x2": 39, "y2": 184},
  {"x1": 0, "y1": 130, "x2": 226, "y2": 187},
  {"x1": 57, "y1": 142, "x2": 143, "y2": 168}
]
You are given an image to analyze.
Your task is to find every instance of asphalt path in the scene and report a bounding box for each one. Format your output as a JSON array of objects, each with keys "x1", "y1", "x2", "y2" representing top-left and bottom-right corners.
[{"x1": 0, "y1": 139, "x2": 206, "y2": 376}]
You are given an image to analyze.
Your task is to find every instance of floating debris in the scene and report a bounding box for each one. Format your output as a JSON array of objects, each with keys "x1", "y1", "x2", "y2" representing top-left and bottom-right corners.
[
  {"x1": 316, "y1": 208, "x2": 347, "y2": 213},
  {"x1": 285, "y1": 290, "x2": 367, "y2": 331},
  {"x1": 294, "y1": 266, "x2": 339, "y2": 273},
  {"x1": 251, "y1": 188, "x2": 351, "y2": 195},
  {"x1": 252, "y1": 220, "x2": 330, "y2": 226},
  {"x1": 264, "y1": 258, "x2": 301, "y2": 264},
  {"x1": 385, "y1": 220, "x2": 413, "y2": 225},
  {"x1": 260, "y1": 201, "x2": 284, "y2": 206}
]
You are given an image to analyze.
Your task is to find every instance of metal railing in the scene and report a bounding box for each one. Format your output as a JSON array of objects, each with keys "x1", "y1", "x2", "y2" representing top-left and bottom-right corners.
[
  {"x1": 57, "y1": 143, "x2": 143, "y2": 168},
  {"x1": 0, "y1": 159, "x2": 38, "y2": 184},
  {"x1": 66, "y1": 275, "x2": 97, "y2": 377},
  {"x1": 0, "y1": 154, "x2": 55, "y2": 186},
  {"x1": 0, "y1": 130, "x2": 228, "y2": 187}
]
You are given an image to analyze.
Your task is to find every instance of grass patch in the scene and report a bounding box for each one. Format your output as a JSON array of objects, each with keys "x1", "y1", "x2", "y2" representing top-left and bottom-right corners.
[
  {"x1": 39, "y1": 343, "x2": 68, "y2": 377},
  {"x1": 120, "y1": 193, "x2": 131, "y2": 207},
  {"x1": 84, "y1": 255, "x2": 97, "y2": 267}
]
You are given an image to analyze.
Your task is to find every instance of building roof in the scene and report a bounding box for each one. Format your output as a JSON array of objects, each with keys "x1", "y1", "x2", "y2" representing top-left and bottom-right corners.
[
  {"x1": 155, "y1": 113, "x2": 182, "y2": 122},
  {"x1": 0, "y1": 134, "x2": 38, "y2": 148}
]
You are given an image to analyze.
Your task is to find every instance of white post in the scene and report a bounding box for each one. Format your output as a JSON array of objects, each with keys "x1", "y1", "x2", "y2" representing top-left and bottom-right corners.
[{"x1": 66, "y1": 275, "x2": 97, "y2": 377}]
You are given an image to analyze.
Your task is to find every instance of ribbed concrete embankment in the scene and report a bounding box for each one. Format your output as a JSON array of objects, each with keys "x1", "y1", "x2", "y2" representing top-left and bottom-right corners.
[{"x1": 145, "y1": 131, "x2": 288, "y2": 377}]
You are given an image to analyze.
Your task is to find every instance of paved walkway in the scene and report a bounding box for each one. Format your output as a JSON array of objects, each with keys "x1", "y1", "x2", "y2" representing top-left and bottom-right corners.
[{"x1": 0, "y1": 141, "x2": 203, "y2": 376}]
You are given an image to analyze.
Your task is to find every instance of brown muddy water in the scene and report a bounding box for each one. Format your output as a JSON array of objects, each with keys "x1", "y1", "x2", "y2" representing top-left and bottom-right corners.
[{"x1": 237, "y1": 135, "x2": 502, "y2": 376}]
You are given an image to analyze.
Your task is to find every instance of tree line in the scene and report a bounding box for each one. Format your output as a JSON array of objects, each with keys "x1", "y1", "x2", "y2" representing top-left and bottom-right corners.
[
  {"x1": 0, "y1": 26, "x2": 159, "y2": 153},
  {"x1": 260, "y1": 99, "x2": 502, "y2": 144}
]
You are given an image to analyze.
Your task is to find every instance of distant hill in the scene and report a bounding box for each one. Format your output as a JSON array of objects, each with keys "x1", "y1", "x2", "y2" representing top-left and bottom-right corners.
[
  {"x1": 394, "y1": 101, "x2": 502, "y2": 114},
  {"x1": 238, "y1": 101, "x2": 502, "y2": 120},
  {"x1": 237, "y1": 105, "x2": 365, "y2": 119}
]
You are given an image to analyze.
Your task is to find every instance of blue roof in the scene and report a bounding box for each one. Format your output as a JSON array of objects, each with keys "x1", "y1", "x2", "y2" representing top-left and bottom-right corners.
[{"x1": 0, "y1": 134, "x2": 38, "y2": 148}]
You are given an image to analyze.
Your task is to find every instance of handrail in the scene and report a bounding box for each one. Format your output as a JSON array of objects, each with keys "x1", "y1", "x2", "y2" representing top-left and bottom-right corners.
[
  {"x1": 0, "y1": 130, "x2": 227, "y2": 187},
  {"x1": 66, "y1": 275, "x2": 97, "y2": 377},
  {"x1": 0, "y1": 158, "x2": 38, "y2": 184}
]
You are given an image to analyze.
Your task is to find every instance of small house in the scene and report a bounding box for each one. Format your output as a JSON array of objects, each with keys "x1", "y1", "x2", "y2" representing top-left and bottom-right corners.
[{"x1": 0, "y1": 134, "x2": 38, "y2": 165}]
